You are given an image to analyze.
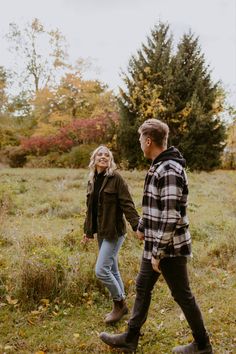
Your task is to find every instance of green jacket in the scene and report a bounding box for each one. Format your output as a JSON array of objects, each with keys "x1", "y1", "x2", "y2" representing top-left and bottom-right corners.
[{"x1": 84, "y1": 171, "x2": 139, "y2": 240}]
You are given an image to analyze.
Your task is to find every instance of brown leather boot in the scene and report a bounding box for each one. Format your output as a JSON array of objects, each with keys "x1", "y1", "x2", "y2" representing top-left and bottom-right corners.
[
  {"x1": 100, "y1": 329, "x2": 140, "y2": 353},
  {"x1": 105, "y1": 299, "x2": 128, "y2": 324}
]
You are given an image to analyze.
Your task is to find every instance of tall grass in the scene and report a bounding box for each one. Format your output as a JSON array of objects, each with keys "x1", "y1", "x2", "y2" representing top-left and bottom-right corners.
[{"x1": 0, "y1": 168, "x2": 235, "y2": 353}]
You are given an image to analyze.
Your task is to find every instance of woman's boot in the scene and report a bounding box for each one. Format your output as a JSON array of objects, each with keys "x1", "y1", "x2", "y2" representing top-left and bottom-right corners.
[{"x1": 105, "y1": 299, "x2": 128, "y2": 324}]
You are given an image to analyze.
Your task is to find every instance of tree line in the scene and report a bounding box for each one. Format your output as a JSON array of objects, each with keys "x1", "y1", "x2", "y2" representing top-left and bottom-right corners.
[{"x1": 0, "y1": 19, "x2": 233, "y2": 170}]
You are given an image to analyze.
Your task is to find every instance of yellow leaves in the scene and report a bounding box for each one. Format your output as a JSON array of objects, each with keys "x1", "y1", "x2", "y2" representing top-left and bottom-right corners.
[
  {"x1": 227, "y1": 122, "x2": 236, "y2": 148},
  {"x1": 26, "y1": 298, "x2": 51, "y2": 325},
  {"x1": 40, "y1": 298, "x2": 50, "y2": 306},
  {"x1": 73, "y1": 333, "x2": 80, "y2": 338},
  {"x1": 3, "y1": 345, "x2": 14, "y2": 351},
  {"x1": 27, "y1": 318, "x2": 35, "y2": 325},
  {"x1": 32, "y1": 121, "x2": 58, "y2": 137},
  {"x1": 144, "y1": 66, "x2": 151, "y2": 74},
  {"x1": 48, "y1": 112, "x2": 72, "y2": 127},
  {"x1": 35, "y1": 351, "x2": 46, "y2": 354}
]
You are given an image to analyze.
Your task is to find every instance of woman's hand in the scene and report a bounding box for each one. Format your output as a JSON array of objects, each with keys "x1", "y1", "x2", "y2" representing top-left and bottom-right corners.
[
  {"x1": 81, "y1": 234, "x2": 92, "y2": 244},
  {"x1": 136, "y1": 230, "x2": 144, "y2": 240}
]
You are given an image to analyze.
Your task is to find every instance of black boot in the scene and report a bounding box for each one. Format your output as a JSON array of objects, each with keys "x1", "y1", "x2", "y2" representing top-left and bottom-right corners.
[
  {"x1": 99, "y1": 328, "x2": 140, "y2": 353},
  {"x1": 172, "y1": 341, "x2": 213, "y2": 354},
  {"x1": 104, "y1": 299, "x2": 128, "y2": 324}
]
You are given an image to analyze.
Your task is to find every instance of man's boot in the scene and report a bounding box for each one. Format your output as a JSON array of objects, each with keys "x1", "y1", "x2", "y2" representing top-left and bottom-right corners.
[
  {"x1": 172, "y1": 341, "x2": 213, "y2": 354},
  {"x1": 99, "y1": 329, "x2": 140, "y2": 353},
  {"x1": 104, "y1": 299, "x2": 128, "y2": 324}
]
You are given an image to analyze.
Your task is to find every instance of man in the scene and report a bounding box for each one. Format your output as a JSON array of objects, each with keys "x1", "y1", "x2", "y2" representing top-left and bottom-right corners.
[{"x1": 99, "y1": 119, "x2": 213, "y2": 354}]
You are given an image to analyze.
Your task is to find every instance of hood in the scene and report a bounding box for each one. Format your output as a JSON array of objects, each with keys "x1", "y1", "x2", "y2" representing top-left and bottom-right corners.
[{"x1": 152, "y1": 146, "x2": 186, "y2": 167}]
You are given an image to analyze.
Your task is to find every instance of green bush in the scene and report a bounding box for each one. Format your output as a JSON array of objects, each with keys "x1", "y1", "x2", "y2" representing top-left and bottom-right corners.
[
  {"x1": 25, "y1": 144, "x2": 97, "y2": 168},
  {"x1": 26, "y1": 152, "x2": 61, "y2": 168},
  {"x1": 58, "y1": 144, "x2": 97, "y2": 168}
]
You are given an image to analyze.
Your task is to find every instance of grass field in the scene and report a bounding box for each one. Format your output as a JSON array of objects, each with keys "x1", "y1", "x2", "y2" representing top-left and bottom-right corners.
[{"x1": 0, "y1": 168, "x2": 236, "y2": 354}]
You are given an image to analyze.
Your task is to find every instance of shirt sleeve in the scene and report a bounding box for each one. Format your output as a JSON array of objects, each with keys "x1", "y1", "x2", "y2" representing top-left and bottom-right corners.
[{"x1": 152, "y1": 169, "x2": 183, "y2": 259}]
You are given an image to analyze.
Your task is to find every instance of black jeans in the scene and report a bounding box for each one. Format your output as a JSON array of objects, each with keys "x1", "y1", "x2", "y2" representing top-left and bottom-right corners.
[{"x1": 128, "y1": 257, "x2": 208, "y2": 346}]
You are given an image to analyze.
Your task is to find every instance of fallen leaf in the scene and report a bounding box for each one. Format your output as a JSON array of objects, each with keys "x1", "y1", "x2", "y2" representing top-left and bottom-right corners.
[
  {"x1": 40, "y1": 299, "x2": 49, "y2": 306},
  {"x1": 27, "y1": 318, "x2": 35, "y2": 325},
  {"x1": 6, "y1": 295, "x2": 18, "y2": 305},
  {"x1": 31, "y1": 310, "x2": 40, "y2": 315}
]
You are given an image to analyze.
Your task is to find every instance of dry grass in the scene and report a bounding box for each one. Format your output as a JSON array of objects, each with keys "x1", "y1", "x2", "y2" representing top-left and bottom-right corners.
[{"x1": 0, "y1": 168, "x2": 235, "y2": 353}]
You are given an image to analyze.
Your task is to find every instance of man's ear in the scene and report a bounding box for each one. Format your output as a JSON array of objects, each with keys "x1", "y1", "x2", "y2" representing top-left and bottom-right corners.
[{"x1": 146, "y1": 137, "x2": 151, "y2": 146}]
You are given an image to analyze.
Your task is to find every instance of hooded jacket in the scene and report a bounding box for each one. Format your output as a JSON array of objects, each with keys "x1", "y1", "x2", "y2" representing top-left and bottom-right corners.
[{"x1": 138, "y1": 146, "x2": 192, "y2": 260}]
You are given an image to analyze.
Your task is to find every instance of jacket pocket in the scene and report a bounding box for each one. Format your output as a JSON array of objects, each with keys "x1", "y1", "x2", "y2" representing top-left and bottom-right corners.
[{"x1": 103, "y1": 190, "x2": 117, "y2": 204}]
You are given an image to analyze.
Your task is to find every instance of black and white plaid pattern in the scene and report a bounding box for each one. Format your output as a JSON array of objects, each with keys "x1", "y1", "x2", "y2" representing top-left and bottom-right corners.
[{"x1": 138, "y1": 159, "x2": 192, "y2": 260}]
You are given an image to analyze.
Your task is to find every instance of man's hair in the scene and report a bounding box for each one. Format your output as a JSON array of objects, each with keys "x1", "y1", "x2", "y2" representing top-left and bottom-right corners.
[{"x1": 138, "y1": 118, "x2": 169, "y2": 148}]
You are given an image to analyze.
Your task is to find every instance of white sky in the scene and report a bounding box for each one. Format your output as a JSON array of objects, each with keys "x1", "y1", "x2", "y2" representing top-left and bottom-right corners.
[{"x1": 0, "y1": 0, "x2": 236, "y2": 106}]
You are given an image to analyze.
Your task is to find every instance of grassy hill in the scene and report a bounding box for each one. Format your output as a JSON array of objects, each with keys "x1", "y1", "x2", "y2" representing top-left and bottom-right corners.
[{"x1": 0, "y1": 168, "x2": 236, "y2": 353}]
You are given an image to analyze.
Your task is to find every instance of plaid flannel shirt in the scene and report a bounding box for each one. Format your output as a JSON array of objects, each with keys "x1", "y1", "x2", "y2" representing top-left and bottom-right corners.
[{"x1": 138, "y1": 159, "x2": 192, "y2": 260}]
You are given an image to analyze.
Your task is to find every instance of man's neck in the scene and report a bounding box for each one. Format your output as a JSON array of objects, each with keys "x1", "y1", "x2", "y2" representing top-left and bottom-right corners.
[{"x1": 151, "y1": 146, "x2": 166, "y2": 161}]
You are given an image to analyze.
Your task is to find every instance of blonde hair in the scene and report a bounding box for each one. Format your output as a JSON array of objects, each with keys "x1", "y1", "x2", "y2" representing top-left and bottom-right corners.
[
  {"x1": 138, "y1": 118, "x2": 169, "y2": 148},
  {"x1": 88, "y1": 145, "x2": 117, "y2": 182}
]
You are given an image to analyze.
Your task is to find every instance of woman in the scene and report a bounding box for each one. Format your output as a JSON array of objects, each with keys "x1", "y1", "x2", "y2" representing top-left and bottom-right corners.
[{"x1": 83, "y1": 145, "x2": 139, "y2": 324}]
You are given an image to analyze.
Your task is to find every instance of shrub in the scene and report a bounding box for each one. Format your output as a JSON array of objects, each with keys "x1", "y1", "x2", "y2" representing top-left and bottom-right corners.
[
  {"x1": 58, "y1": 144, "x2": 97, "y2": 168},
  {"x1": 17, "y1": 246, "x2": 69, "y2": 303},
  {"x1": 21, "y1": 113, "x2": 118, "y2": 156},
  {"x1": 5, "y1": 146, "x2": 27, "y2": 167}
]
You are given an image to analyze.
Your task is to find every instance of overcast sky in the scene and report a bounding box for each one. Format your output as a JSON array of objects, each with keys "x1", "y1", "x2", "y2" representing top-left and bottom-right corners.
[{"x1": 0, "y1": 0, "x2": 236, "y2": 105}]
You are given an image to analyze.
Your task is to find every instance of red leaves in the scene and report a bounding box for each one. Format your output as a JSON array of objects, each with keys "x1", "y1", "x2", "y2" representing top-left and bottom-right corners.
[{"x1": 21, "y1": 113, "x2": 119, "y2": 155}]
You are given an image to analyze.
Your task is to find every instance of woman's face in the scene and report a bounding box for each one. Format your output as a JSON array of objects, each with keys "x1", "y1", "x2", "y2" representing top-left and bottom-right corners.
[{"x1": 95, "y1": 147, "x2": 110, "y2": 172}]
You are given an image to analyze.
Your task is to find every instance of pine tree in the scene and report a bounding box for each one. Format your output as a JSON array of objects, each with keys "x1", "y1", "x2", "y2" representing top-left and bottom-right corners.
[
  {"x1": 118, "y1": 23, "x2": 226, "y2": 170},
  {"x1": 118, "y1": 23, "x2": 172, "y2": 167},
  {"x1": 168, "y1": 32, "x2": 225, "y2": 167}
]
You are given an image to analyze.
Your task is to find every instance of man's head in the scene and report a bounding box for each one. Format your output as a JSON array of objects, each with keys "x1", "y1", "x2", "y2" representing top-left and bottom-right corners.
[{"x1": 138, "y1": 118, "x2": 169, "y2": 159}]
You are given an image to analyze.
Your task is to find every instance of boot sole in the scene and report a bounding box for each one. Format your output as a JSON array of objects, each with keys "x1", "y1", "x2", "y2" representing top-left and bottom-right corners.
[{"x1": 116, "y1": 348, "x2": 136, "y2": 353}]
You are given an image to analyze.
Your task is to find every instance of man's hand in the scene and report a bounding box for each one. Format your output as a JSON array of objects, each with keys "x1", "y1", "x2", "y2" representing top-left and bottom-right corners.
[
  {"x1": 136, "y1": 230, "x2": 144, "y2": 241},
  {"x1": 151, "y1": 256, "x2": 161, "y2": 273},
  {"x1": 81, "y1": 234, "x2": 93, "y2": 244}
]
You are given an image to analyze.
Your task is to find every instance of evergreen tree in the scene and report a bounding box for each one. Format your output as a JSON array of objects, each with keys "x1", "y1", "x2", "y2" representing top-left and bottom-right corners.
[
  {"x1": 118, "y1": 23, "x2": 226, "y2": 170},
  {"x1": 118, "y1": 22, "x2": 172, "y2": 167}
]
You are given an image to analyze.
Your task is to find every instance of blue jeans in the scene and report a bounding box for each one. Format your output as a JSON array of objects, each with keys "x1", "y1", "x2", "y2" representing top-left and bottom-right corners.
[{"x1": 95, "y1": 236, "x2": 125, "y2": 301}]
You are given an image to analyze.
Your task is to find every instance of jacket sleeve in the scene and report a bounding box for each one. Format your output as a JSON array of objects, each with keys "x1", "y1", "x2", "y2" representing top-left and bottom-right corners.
[
  {"x1": 152, "y1": 169, "x2": 182, "y2": 259},
  {"x1": 83, "y1": 181, "x2": 94, "y2": 238},
  {"x1": 116, "y1": 174, "x2": 140, "y2": 231}
]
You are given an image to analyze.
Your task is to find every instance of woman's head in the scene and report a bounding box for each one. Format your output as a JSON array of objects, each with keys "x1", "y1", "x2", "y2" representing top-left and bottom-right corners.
[{"x1": 88, "y1": 145, "x2": 116, "y2": 181}]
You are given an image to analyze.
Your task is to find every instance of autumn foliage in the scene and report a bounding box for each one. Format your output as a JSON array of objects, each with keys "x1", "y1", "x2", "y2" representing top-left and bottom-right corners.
[{"x1": 21, "y1": 113, "x2": 118, "y2": 155}]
